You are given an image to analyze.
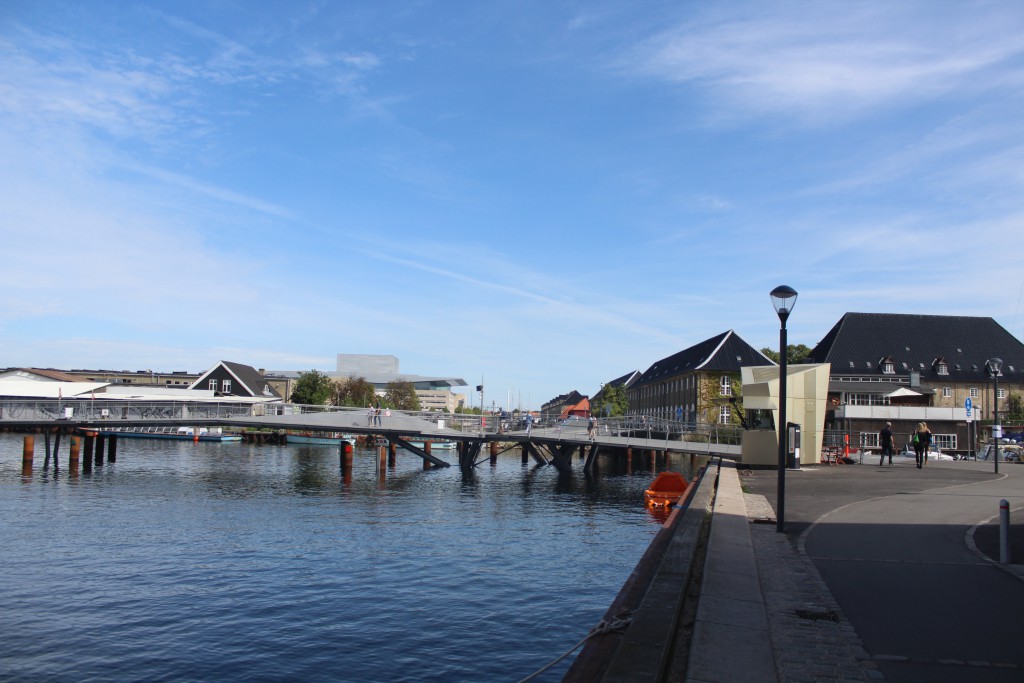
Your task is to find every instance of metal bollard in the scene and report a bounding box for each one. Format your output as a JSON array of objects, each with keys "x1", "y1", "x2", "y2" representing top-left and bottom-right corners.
[{"x1": 1000, "y1": 499, "x2": 1011, "y2": 565}]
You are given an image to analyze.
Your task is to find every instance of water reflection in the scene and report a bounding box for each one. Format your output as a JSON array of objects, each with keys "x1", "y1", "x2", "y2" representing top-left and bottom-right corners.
[{"x1": 0, "y1": 435, "x2": 700, "y2": 682}]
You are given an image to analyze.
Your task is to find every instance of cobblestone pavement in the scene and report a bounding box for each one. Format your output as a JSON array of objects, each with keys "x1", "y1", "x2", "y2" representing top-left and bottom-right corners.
[{"x1": 746, "y1": 493, "x2": 885, "y2": 683}]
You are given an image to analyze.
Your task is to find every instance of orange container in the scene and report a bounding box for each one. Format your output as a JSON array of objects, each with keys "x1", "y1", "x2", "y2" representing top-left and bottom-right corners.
[{"x1": 644, "y1": 471, "x2": 689, "y2": 507}]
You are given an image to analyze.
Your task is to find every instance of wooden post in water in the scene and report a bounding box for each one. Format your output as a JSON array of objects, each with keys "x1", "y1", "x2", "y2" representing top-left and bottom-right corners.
[
  {"x1": 378, "y1": 446, "x2": 387, "y2": 477},
  {"x1": 424, "y1": 441, "x2": 432, "y2": 469},
  {"x1": 108, "y1": 435, "x2": 118, "y2": 463},
  {"x1": 52, "y1": 430, "x2": 62, "y2": 471},
  {"x1": 490, "y1": 441, "x2": 498, "y2": 465},
  {"x1": 95, "y1": 433, "x2": 105, "y2": 466},
  {"x1": 389, "y1": 441, "x2": 397, "y2": 468},
  {"x1": 626, "y1": 447, "x2": 633, "y2": 474},
  {"x1": 22, "y1": 435, "x2": 34, "y2": 475},
  {"x1": 83, "y1": 434, "x2": 94, "y2": 471},
  {"x1": 70, "y1": 436, "x2": 81, "y2": 471},
  {"x1": 521, "y1": 443, "x2": 528, "y2": 464},
  {"x1": 43, "y1": 430, "x2": 52, "y2": 469},
  {"x1": 650, "y1": 450, "x2": 656, "y2": 472}
]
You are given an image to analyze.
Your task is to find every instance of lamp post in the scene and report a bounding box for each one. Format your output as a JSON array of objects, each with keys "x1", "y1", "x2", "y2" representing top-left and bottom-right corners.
[
  {"x1": 770, "y1": 285, "x2": 798, "y2": 533},
  {"x1": 986, "y1": 358, "x2": 1003, "y2": 474}
]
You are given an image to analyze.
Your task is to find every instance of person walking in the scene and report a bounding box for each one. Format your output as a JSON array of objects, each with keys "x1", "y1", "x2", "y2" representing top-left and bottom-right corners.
[
  {"x1": 587, "y1": 415, "x2": 596, "y2": 440},
  {"x1": 879, "y1": 421, "x2": 896, "y2": 466},
  {"x1": 913, "y1": 421, "x2": 932, "y2": 469},
  {"x1": 525, "y1": 413, "x2": 533, "y2": 436}
]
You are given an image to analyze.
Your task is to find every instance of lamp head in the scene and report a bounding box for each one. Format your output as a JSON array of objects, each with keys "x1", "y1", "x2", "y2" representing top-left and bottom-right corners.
[
  {"x1": 770, "y1": 285, "x2": 798, "y2": 321},
  {"x1": 986, "y1": 357, "x2": 1003, "y2": 377}
]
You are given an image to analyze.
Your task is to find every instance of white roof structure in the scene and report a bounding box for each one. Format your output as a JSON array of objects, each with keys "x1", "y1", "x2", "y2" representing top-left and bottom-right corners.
[{"x1": 0, "y1": 380, "x2": 111, "y2": 399}]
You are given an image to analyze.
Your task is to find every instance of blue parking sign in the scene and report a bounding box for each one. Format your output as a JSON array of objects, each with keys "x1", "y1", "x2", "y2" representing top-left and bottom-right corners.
[{"x1": 965, "y1": 397, "x2": 973, "y2": 421}]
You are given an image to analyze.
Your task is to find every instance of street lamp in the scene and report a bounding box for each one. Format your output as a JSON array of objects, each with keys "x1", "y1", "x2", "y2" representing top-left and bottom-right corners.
[
  {"x1": 986, "y1": 357, "x2": 1003, "y2": 474},
  {"x1": 770, "y1": 285, "x2": 798, "y2": 533}
]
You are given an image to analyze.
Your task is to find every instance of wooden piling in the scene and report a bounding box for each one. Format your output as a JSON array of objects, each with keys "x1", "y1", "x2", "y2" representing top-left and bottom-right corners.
[
  {"x1": 70, "y1": 436, "x2": 81, "y2": 471},
  {"x1": 378, "y1": 446, "x2": 387, "y2": 476},
  {"x1": 22, "y1": 435, "x2": 34, "y2": 475},
  {"x1": 52, "y1": 430, "x2": 62, "y2": 470},
  {"x1": 424, "y1": 441, "x2": 432, "y2": 469},
  {"x1": 83, "y1": 434, "x2": 95, "y2": 471},
  {"x1": 95, "y1": 433, "x2": 105, "y2": 466},
  {"x1": 108, "y1": 435, "x2": 117, "y2": 463},
  {"x1": 389, "y1": 441, "x2": 397, "y2": 467},
  {"x1": 490, "y1": 441, "x2": 498, "y2": 465},
  {"x1": 626, "y1": 447, "x2": 633, "y2": 474}
]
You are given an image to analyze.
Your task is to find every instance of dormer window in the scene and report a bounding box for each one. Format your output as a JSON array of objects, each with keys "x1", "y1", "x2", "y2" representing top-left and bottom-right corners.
[
  {"x1": 936, "y1": 362, "x2": 948, "y2": 375},
  {"x1": 881, "y1": 360, "x2": 895, "y2": 375}
]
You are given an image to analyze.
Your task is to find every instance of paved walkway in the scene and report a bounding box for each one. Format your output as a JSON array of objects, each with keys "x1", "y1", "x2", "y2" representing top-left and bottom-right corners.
[{"x1": 738, "y1": 459, "x2": 1024, "y2": 683}]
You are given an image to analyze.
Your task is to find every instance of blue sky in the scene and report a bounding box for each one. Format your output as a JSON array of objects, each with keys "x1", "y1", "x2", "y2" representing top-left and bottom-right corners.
[{"x1": 2, "y1": 1, "x2": 1023, "y2": 409}]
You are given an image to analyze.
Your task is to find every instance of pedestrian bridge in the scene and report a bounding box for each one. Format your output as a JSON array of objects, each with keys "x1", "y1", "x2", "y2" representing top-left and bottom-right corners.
[{"x1": 1, "y1": 399, "x2": 742, "y2": 471}]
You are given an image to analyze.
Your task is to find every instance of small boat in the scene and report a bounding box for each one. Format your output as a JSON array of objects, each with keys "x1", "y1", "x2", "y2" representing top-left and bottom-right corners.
[
  {"x1": 89, "y1": 426, "x2": 242, "y2": 442},
  {"x1": 286, "y1": 433, "x2": 357, "y2": 446},
  {"x1": 644, "y1": 472, "x2": 689, "y2": 508},
  {"x1": 407, "y1": 440, "x2": 457, "y2": 450}
]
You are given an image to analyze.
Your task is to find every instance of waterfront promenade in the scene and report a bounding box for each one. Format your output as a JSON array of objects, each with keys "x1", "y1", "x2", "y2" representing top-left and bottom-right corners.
[{"x1": 683, "y1": 458, "x2": 1024, "y2": 683}]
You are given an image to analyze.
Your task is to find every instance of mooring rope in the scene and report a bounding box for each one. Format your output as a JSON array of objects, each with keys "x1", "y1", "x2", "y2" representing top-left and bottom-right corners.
[{"x1": 515, "y1": 609, "x2": 634, "y2": 683}]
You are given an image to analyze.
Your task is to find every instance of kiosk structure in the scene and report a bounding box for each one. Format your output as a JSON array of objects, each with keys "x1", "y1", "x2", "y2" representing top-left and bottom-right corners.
[{"x1": 740, "y1": 363, "x2": 830, "y2": 466}]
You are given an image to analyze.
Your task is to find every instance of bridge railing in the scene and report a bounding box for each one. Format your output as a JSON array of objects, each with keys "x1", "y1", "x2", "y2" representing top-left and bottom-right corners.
[{"x1": 0, "y1": 399, "x2": 258, "y2": 423}]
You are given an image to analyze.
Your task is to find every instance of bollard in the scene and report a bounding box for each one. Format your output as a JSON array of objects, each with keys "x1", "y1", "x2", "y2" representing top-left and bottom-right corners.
[
  {"x1": 70, "y1": 436, "x2": 81, "y2": 471},
  {"x1": 22, "y1": 435, "x2": 35, "y2": 475},
  {"x1": 1000, "y1": 499, "x2": 1011, "y2": 565}
]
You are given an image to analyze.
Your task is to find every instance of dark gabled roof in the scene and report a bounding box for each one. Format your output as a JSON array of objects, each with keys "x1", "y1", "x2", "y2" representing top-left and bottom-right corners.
[
  {"x1": 807, "y1": 313, "x2": 1024, "y2": 381},
  {"x1": 190, "y1": 361, "x2": 282, "y2": 398},
  {"x1": 605, "y1": 370, "x2": 641, "y2": 390},
  {"x1": 631, "y1": 330, "x2": 775, "y2": 389}
]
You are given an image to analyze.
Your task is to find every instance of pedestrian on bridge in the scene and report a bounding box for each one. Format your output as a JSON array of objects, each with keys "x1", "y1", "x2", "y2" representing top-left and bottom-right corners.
[
  {"x1": 525, "y1": 413, "x2": 533, "y2": 436},
  {"x1": 587, "y1": 415, "x2": 596, "y2": 440}
]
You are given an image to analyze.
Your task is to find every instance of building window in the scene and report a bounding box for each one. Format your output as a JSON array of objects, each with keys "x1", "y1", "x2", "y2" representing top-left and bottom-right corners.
[
  {"x1": 882, "y1": 361, "x2": 895, "y2": 374},
  {"x1": 933, "y1": 434, "x2": 957, "y2": 450},
  {"x1": 942, "y1": 387, "x2": 951, "y2": 398},
  {"x1": 998, "y1": 388, "x2": 1006, "y2": 399},
  {"x1": 222, "y1": 379, "x2": 232, "y2": 394},
  {"x1": 720, "y1": 376, "x2": 732, "y2": 397},
  {"x1": 860, "y1": 433, "x2": 880, "y2": 448},
  {"x1": 936, "y1": 363, "x2": 948, "y2": 375},
  {"x1": 970, "y1": 387, "x2": 979, "y2": 398},
  {"x1": 209, "y1": 379, "x2": 218, "y2": 392},
  {"x1": 719, "y1": 405, "x2": 731, "y2": 424}
]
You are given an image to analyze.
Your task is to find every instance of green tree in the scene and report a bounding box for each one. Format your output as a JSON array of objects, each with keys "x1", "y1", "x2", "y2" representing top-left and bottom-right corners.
[
  {"x1": 760, "y1": 344, "x2": 812, "y2": 364},
  {"x1": 289, "y1": 370, "x2": 334, "y2": 405},
  {"x1": 384, "y1": 381, "x2": 420, "y2": 411},
  {"x1": 333, "y1": 376, "x2": 377, "y2": 407},
  {"x1": 1008, "y1": 392, "x2": 1024, "y2": 423},
  {"x1": 592, "y1": 384, "x2": 628, "y2": 417}
]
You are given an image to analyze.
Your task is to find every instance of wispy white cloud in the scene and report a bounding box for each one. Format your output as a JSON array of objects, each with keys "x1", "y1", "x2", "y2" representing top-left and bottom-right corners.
[{"x1": 618, "y1": 2, "x2": 1024, "y2": 125}]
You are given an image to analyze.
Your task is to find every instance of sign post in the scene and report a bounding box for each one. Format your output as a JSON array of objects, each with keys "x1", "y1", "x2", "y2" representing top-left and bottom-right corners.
[{"x1": 966, "y1": 397, "x2": 974, "y2": 460}]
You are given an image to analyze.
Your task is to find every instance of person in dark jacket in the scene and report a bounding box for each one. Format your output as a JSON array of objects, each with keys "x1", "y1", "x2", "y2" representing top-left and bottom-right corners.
[
  {"x1": 879, "y1": 422, "x2": 896, "y2": 466},
  {"x1": 914, "y1": 421, "x2": 932, "y2": 469}
]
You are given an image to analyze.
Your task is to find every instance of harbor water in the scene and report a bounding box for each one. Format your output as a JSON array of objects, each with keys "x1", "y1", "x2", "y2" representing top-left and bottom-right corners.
[{"x1": 0, "y1": 434, "x2": 693, "y2": 682}]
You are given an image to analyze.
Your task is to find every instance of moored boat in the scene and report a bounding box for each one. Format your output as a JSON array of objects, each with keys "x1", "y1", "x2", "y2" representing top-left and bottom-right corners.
[
  {"x1": 286, "y1": 432, "x2": 357, "y2": 446},
  {"x1": 644, "y1": 472, "x2": 689, "y2": 507},
  {"x1": 86, "y1": 426, "x2": 243, "y2": 442}
]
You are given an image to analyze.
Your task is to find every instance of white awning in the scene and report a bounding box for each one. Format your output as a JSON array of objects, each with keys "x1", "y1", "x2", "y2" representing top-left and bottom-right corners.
[{"x1": 887, "y1": 387, "x2": 923, "y2": 398}]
